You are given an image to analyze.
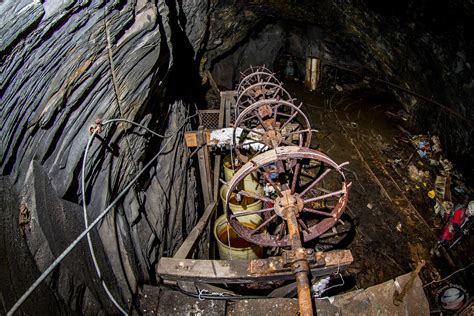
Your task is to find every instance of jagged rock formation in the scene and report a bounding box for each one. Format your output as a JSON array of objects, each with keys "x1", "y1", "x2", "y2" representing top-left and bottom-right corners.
[{"x1": 1, "y1": 0, "x2": 472, "y2": 314}]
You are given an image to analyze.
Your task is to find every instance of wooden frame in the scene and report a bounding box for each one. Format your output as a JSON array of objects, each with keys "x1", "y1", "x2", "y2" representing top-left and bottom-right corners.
[{"x1": 159, "y1": 250, "x2": 353, "y2": 284}]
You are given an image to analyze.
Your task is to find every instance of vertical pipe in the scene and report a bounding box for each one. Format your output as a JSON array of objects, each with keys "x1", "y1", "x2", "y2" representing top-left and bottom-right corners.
[{"x1": 286, "y1": 212, "x2": 313, "y2": 316}]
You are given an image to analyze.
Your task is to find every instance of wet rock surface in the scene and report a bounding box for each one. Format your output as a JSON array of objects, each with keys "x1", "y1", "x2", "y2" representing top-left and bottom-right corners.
[{"x1": 1, "y1": 0, "x2": 204, "y2": 312}]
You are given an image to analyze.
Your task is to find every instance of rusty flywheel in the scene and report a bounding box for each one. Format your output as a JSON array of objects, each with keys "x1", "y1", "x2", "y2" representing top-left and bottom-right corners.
[{"x1": 225, "y1": 146, "x2": 351, "y2": 247}]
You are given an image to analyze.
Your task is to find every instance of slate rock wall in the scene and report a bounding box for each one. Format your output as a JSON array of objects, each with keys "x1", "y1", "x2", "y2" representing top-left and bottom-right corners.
[{"x1": 0, "y1": 0, "x2": 206, "y2": 313}]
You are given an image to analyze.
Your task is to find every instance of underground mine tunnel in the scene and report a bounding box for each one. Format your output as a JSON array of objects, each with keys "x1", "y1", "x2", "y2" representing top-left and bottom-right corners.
[{"x1": 1, "y1": 0, "x2": 473, "y2": 315}]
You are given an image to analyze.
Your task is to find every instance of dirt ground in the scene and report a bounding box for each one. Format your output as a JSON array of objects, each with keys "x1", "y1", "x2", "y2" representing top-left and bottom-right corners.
[{"x1": 282, "y1": 79, "x2": 473, "y2": 309}]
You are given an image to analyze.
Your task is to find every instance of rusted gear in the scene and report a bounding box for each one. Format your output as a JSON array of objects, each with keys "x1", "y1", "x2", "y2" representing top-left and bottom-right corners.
[
  {"x1": 235, "y1": 81, "x2": 294, "y2": 117},
  {"x1": 274, "y1": 190, "x2": 304, "y2": 219},
  {"x1": 233, "y1": 99, "x2": 312, "y2": 162},
  {"x1": 225, "y1": 146, "x2": 352, "y2": 247}
]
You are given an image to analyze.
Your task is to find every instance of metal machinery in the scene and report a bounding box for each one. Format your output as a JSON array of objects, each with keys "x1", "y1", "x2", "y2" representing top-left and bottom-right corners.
[{"x1": 157, "y1": 66, "x2": 353, "y2": 315}]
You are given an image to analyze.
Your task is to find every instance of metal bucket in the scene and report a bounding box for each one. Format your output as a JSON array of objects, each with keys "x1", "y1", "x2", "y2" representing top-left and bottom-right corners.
[
  {"x1": 223, "y1": 155, "x2": 263, "y2": 194},
  {"x1": 214, "y1": 214, "x2": 263, "y2": 260},
  {"x1": 220, "y1": 184, "x2": 262, "y2": 213}
]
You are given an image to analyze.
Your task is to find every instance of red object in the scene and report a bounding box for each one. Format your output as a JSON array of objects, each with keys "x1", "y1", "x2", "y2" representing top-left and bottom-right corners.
[
  {"x1": 440, "y1": 208, "x2": 465, "y2": 241},
  {"x1": 451, "y1": 208, "x2": 464, "y2": 226}
]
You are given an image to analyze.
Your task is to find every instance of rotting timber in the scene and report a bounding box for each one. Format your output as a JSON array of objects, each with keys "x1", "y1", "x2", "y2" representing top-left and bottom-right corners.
[{"x1": 157, "y1": 66, "x2": 354, "y2": 315}]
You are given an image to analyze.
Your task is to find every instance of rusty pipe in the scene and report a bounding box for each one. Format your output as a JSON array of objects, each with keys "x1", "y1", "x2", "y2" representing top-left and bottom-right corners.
[{"x1": 286, "y1": 211, "x2": 313, "y2": 316}]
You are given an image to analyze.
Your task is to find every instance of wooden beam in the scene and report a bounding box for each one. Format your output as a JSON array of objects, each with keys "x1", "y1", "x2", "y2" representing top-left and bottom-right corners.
[
  {"x1": 158, "y1": 250, "x2": 353, "y2": 284},
  {"x1": 197, "y1": 127, "x2": 213, "y2": 207},
  {"x1": 220, "y1": 91, "x2": 237, "y2": 127},
  {"x1": 173, "y1": 199, "x2": 219, "y2": 259}
]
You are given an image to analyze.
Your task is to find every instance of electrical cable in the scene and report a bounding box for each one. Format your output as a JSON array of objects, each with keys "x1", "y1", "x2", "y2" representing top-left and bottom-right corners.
[
  {"x1": 176, "y1": 287, "x2": 266, "y2": 301},
  {"x1": 8, "y1": 113, "x2": 196, "y2": 316},
  {"x1": 423, "y1": 262, "x2": 474, "y2": 288},
  {"x1": 81, "y1": 116, "x2": 195, "y2": 315}
]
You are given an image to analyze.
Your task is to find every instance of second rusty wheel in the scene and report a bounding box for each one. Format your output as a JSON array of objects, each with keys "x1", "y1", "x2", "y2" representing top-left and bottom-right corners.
[
  {"x1": 235, "y1": 81, "x2": 295, "y2": 117},
  {"x1": 232, "y1": 99, "x2": 312, "y2": 163},
  {"x1": 237, "y1": 66, "x2": 280, "y2": 95}
]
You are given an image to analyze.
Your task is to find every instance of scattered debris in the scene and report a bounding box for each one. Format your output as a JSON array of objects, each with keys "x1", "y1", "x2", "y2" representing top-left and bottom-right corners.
[
  {"x1": 408, "y1": 164, "x2": 425, "y2": 182},
  {"x1": 396, "y1": 222, "x2": 403, "y2": 232},
  {"x1": 428, "y1": 190, "x2": 436, "y2": 199}
]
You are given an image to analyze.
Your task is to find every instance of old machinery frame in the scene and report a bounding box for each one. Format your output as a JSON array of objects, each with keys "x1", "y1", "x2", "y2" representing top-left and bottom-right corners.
[{"x1": 158, "y1": 66, "x2": 353, "y2": 316}]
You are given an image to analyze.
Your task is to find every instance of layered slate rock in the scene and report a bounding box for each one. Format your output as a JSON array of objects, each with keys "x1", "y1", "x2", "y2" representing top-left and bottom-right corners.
[{"x1": 0, "y1": 0, "x2": 205, "y2": 313}]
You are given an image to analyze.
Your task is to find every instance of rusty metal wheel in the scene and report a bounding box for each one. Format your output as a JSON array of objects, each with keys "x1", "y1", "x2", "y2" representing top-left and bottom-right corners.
[
  {"x1": 237, "y1": 66, "x2": 280, "y2": 96},
  {"x1": 235, "y1": 81, "x2": 295, "y2": 117},
  {"x1": 225, "y1": 146, "x2": 352, "y2": 248},
  {"x1": 239, "y1": 65, "x2": 274, "y2": 80},
  {"x1": 232, "y1": 99, "x2": 312, "y2": 162}
]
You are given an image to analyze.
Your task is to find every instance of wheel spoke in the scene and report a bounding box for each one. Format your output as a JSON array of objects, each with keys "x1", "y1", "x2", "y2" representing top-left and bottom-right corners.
[
  {"x1": 261, "y1": 171, "x2": 283, "y2": 197},
  {"x1": 282, "y1": 129, "x2": 310, "y2": 138},
  {"x1": 230, "y1": 207, "x2": 274, "y2": 218},
  {"x1": 238, "y1": 190, "x2": 274, "y2": 204},
  {"x1": 272, "y1": 104, "x2": 280, "y2": 129},
  {"x1": 250, "y1": 213, "x2": 278, "y2": 235},
  {"x1": 239, "y1": 114, "x2": 258, "y2": 125},
  {"x1": 291, "y1": 160, "x2": 301, "y2": 194},
  {"x1": 303, "y1": 207, "x2": 335, "y2": 217},
  {"x1": 280, "y1": 105, "x2": 301, "y2": 130},
  {"x1": 242, "y1": 126, "x2": 264, "y2": 136},
  {"x1": 298, "y1": 218, "x2": 311, "y2": 233},
  {"x1": 304, "y1": 188, "x2": 345, "y2": 203},
  {"x1": 281, "y1": 139, "x2": 296, "y2": 146},
  {"x1": 254, "y1": 110, "x2": 269, "y2": 131},
  {"x1": 300, "y1": 168, "x2": 332, "y2": 197}
]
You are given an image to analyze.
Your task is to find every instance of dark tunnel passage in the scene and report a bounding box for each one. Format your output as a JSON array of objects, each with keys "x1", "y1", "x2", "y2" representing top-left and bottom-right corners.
[{"x1": 0, "y1": 0, "x2": 473, "y2": 315}]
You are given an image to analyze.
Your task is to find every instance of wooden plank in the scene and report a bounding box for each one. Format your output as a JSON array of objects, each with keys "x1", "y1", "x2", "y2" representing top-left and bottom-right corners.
[
  {"x1": 173, "y1": 199, "x2": 218, "y2": 259},
  {"x1": 220, "y1": 90, "x2": 237, "y2": 127},
  {"x1": 158, "y1": 250, "x2": 353, "y2": 284},
  {"x1": 197, "y1": 127, "x2": 213, "y2": 207}
]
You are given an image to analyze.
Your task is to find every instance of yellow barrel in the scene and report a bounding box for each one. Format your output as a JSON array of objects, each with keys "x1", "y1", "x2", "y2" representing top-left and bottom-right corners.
[
  {"x1": 214, "y1": 214, "x2": 263, "y2": 260},
  {"x1": 220, "y1": 184, "x2": 262, "y2": 213},
  {"x1": 223, "y1": 155, "x2": 263, "y2": 194}
]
